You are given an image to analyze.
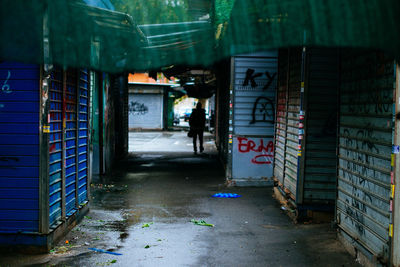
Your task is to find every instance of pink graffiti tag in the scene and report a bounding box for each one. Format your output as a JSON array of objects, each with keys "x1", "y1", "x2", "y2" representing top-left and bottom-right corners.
[{"x1": 237, "y1": 137, "x2": 274, "y2": 164}]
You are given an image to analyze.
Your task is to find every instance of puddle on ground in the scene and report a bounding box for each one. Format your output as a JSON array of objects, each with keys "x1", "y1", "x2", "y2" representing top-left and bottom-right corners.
[
  {"x1": 124, "y1": 172, "x2": 148, "y2": 181},
  {"x1": 140, "y1": 154, "x2": 163, "y2": 158},
  {"x1": 141, "y1": 162, "x2": 155, "y2": 167}
]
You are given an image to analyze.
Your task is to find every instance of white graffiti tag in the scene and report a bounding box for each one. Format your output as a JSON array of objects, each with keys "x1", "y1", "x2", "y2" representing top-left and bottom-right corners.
[{"x1": 1, "y1": 71, "x2": 12, "y2": 94}]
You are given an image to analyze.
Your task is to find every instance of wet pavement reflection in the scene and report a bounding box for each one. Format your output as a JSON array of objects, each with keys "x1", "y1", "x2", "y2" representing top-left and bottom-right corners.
[{"x1": 0, "y1": 132, "x2": 359, "y2": 267}]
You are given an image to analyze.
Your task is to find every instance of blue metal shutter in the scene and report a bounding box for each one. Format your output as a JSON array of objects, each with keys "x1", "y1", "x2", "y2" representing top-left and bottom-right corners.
[
  {"x1": 0, "y1": 62, "x2": 40, "y2": 232},
  {"x1": 78, "y1": 70, "x2": 89, "y2": 204},
  {"x1": 49, "y1": 67, "x2": 63, "y2": 226},
  {"x1": 65, "y1": 70, "x2": 77, "y2": 216}
]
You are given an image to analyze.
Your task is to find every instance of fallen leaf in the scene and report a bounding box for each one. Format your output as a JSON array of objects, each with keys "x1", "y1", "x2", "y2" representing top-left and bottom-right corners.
[
  {"x1": 191, "y1": 219, "x2": 214, "y2": 227},
  {"x1": 142, "y1": 222, "x2": 154, "y2": 228}
]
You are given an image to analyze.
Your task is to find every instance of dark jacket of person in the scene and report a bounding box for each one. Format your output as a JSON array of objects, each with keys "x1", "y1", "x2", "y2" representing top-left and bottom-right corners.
[{"x1": 189, "y1": 108, "x2": 206, "y2": 130}]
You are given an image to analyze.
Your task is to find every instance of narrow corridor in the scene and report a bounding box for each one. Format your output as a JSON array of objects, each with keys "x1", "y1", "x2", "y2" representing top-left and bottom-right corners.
[{"x1": 1, "y1": 132, "x2": 358, "y2": 267}]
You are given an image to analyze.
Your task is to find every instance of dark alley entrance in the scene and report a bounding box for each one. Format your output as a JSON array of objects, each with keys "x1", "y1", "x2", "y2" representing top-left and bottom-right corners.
[{"x1": 1, "y1": 144, "x2": 358, "y2": 266}]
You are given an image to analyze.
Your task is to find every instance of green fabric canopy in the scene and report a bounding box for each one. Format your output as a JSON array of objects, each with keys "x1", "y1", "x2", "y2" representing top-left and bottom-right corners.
[{"x1": 1, "y1": 0, "x2": 400, "y2": 72}]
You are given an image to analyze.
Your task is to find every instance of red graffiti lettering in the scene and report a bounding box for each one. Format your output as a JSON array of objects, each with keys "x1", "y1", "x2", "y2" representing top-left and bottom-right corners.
[
  {"x1": 251, "y1": 154, "x2": 272, "y2": 164},
  {"x1": 237, "y1": 137, "x2": 274, "y2": 164}
]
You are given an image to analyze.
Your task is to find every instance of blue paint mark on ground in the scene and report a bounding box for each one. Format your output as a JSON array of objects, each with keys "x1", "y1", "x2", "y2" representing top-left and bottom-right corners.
[{"x1": 212, "y1": 193, "x2": 241, "y2": 198}]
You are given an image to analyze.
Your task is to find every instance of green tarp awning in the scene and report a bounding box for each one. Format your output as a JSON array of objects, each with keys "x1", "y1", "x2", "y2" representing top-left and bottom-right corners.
[{"x1": 1, "y1": 0, "x2": 400, "y2": 72}]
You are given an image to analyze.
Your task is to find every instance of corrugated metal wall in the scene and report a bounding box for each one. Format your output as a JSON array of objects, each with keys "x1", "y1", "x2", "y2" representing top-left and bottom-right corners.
[
  {"x1": 49, "y1": 67, "x2": 90, "y2": 228},
  {"x1": 0, "y1": 62, "x2": 40, "y2": 232},
  {"x1": 274, "y1": 49, "x2": 289, "y2": 187},
  {"x1": 302, "y1": 48, "x2": 339, "y2": 204},
  {"x1": 49, "y1": 67, "x2": 63, "y2": 226},
  {"x1": 283, "y1": 48, "x2": 302, "y2": 198},
  {"x1": 78, "y1": 70, "x2": 89, "y2": 204},
  {"x1": 274, "y1": 48, "x2": 339, "y2": 206},
  {"x1": 65, "y1": 70, "x2": 78, "y2": 216},
  {"x1": 0, "y1": 63, "x2": 90, "y2": 238},
  {"x1": 337, "y1": 50, "x2": 394, "y2": 261}
]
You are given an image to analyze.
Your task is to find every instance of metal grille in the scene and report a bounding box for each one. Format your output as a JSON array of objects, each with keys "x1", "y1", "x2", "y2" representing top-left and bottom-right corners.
[
  {"x1": 64, "y1": 70, "x2": 77, "y2": 216},
  {"x1": 78, "y1": 70, "x2": 89, "y2": 204},
  {"x1": 49, "y1": 67, "x2": 63, "y2": 226},
  {"x1": 337, "y1": 50, "x2": 394, "y2": 260}
]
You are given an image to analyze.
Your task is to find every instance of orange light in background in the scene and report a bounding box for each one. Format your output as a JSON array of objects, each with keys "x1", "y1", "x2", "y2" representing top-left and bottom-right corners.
[{"x1": 128, "y1": 72, "x2": 176, "y2": 84}]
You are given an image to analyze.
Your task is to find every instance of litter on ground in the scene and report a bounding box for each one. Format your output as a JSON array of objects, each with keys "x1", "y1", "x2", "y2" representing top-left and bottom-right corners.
[
  {"x1": 212, "y1": 193, "x2": 241, "y2": 198},
  {"x1": 191, "y1": 219, "x2": 214, "y2": 227},
  {"x1": 88, "y1": 248, "x2": 123, "y2": 255},
  {"x1": 142, "y1": 222, "x2": 154, "y2": 228}
]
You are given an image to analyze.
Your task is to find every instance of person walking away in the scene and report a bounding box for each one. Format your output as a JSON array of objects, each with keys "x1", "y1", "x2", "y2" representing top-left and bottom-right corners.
[{"x1": 189, "y1": 102, "x2": 206, "y2": 154}]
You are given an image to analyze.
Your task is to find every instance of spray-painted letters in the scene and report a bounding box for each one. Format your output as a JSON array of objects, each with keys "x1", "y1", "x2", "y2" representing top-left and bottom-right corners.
[
  {"x1": 237, "y1": 137, "x2": 274, "y2": 164},
  {"x1": 242, "y1": 68, "x2": 276, "y2": 91},
  {"x1": 129, "y1": 101, "x2": 148, "y2": 115},
  {"x1": 1, "y1": 70, "x2": 12, "y2": 94}
]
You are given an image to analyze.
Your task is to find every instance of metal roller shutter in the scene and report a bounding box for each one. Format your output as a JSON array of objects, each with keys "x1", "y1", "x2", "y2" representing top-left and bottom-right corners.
[
  {"x1": 302, "y1": 48, "x2": 339, "y2": 204},
  {"x1": 78, "y1": 70, "x2": 89, "y2": 204},
  {"x1": 49, "y1": 67, "x2": 63, "y2": 226},
  {"x1": 284, "y1": 48, "x2": 302, "y2": 198},
  {"x1": 274, "y1": 49, "x2": 289, "y2": 186},
  {"x1": 64, "y1": 70, "x2": 78, "y2": 216},
  {"x1": 230, "y1": 51, "x2": 278, "y2": 182},
  {"x1": 129, "y1": 93, "x2": 163, "y2": 130},
  {"x1": 337, "y1": 50, "x2": 394, "y2": 261},
  {"x1": 0, "y1": 62, "x2": 40, "y2": 232}
]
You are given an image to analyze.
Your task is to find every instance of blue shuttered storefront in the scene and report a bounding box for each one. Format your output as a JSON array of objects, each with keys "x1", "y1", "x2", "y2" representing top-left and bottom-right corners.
[
  {"x1": 49, "y1": 67, "x2": 63, "y2": 226},
  {"x1": 65, "y1": 70, "x2": 78, "y2": 217},
  {"x1": 0, "y1": 62, "x2": 90, "y2": 248},
  {"x1": 78, "y1": 70, "x2": 89, "y2": 204},
  {"x1": 0, "y1": 62, "x2": 40, "y2": 233}
]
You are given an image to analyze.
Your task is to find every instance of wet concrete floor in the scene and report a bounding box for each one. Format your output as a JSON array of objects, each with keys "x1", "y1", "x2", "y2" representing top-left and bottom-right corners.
[{"x1": 1, "y1": 132, "x2": 359, "y2": 267}]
